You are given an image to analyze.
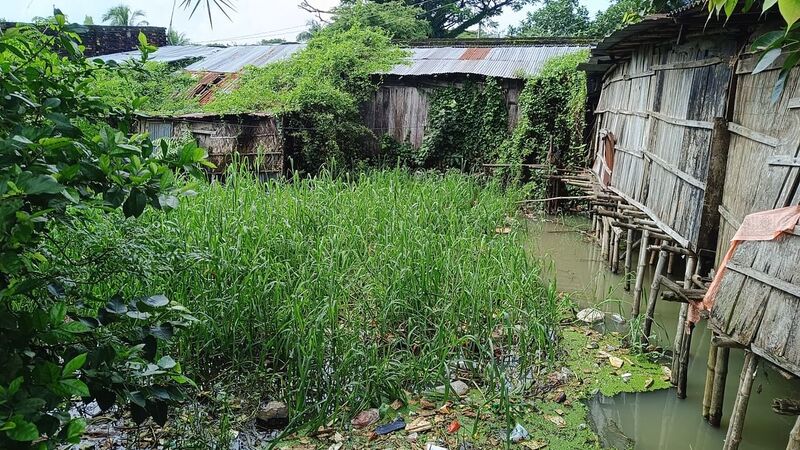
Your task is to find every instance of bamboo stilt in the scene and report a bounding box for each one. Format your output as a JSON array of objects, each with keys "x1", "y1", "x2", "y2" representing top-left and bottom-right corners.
[
  {"x1": 672, "y1": 256, "x2": 697, "y2": 385},
  {"x1": 723, "y1": 351, "x2": 760, "y2": 450},
  {"x1": 611, "y1": 229, "x2": 621, "y2": 273},
  {"x1": 624, "y1": 229, "x2": 634, "y2": 291},
  {"x1": 703, "y1": 340, "x2": 719, "y2": 418},
  {"x1": 601, "y1": 219, "x2": 610, "y2": 260},
  {"x1": 649, "y1": 248, "x2": 658, "y2": 265},
  {"x1": 677, "y1": 321, "x2": 694, "y2": 399},
  {"x1": 787, "y1": 416, "x2": 800, "y2": 450},
  {"x1": 709, "y1": 347, "x2": 731, "y2": 427},
  {"x1": 642, "y1": 243, "x2": 668, "y2": 344},
  {"x1": 632, "y1": 230, "x2": 650, "y2": 318},
  {"x1": 667, "y1": 252, "x2": 675, "y2": 275}
]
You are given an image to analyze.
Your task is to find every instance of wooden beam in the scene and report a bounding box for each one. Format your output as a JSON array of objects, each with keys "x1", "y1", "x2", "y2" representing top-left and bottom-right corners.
[
  {"x1": 644, "y1": 150, "x2": 707, "y2": 189},
  {"x1": 768, "y1": 155, "x2": 800, "y2": 167},
  {"x1": 728, "y1": 122, "x2": 780, "y2": 148},
  {"x1": 608, "y1": 186, "x2": 691, "y2": 249},
  {"x1": 726, "y1": 261, "x2": 800, "y2": 298},
  {"x1": 650, "y1": 110, "x2": 714, "y2": 130},
  {"x1": 719, "y1": 204, "x2": 742, "y2": 229},
  {"x1": 652, "y1": 56, "x2": 727, "y2": 71}
]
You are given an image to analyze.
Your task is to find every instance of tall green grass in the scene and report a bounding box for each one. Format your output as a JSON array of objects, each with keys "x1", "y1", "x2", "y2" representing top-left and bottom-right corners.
[{"x1": 62, "y1": 169, "x2": 564, "y2": 425}]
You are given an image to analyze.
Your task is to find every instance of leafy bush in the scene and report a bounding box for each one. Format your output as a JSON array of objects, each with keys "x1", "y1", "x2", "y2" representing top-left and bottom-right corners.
[
  {"x1": 207, "y1": 26, "x2": 408, "y2": 174},
  {"x1": 328, "y1": 0, "x2": 432, "y2": 40},
  {"x1": 0, "y1": 15, "x2": 208, "y2": 448},
  {"x1": 495, "y1": 51, "x2": 589, "y2": 186},
  {"x1": 417, "y1": 78, "x2": 509, "y2": 170}
]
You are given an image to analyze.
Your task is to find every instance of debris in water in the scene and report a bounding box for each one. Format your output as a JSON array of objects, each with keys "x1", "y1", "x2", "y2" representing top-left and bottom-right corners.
[
  {"x1": 256, "y1": 401, "x2": 289, "y2": 429},
  {"x1": 621, "y1": 373, "x2": 632, "y2": 383},
  {"x1": 435, "y1": 380, "x2": 470, "y2": 396},
  {"x1": 577, "y1": 308, "x2": 605, "y2": 323},
  {"x1": 447, "y1": 419, "x2": 460, "y2": 433},
  {"x1": 608, "y1": 356, "x2": 625, "y2": 369},
  {"x1": 351, "y1": 408, "x2": 380, "y2": 429},
  {"x1": 375, "y1": 419, "x2": 405, "y2": 435},
  {"x1": 509, "y1": 423, "x2": 530, "y2": 442}
]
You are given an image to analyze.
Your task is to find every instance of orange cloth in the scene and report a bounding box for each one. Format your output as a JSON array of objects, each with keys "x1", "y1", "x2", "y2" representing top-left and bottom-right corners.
[{"x1": 689, "y1": 205, "x2": 800, "y2": 324}]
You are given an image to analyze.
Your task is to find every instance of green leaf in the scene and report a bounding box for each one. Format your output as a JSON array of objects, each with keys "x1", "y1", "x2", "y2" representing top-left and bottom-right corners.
[
  {"x1": 62, "y1": 353, "x2": 87, "y2": 377},
  {"x1": 140, "y1": 294, "x2": 169, "y2": 308},
  {"x1": 157, "y1": 355, "x2": 176, "y2": 369},
  {"x1": 779, "y1": 0, "x2": 800, "y2": 27},
  {"x1": 58, "y1": 379, "x2": 90, "y2": 397},
  {"x1": 49, "y1": 302, "x2": 67, "y2": 326},
  {"x1": 754, "y1": 48, "x2": 782, "y2": 73},
  {"x1": 105, "y1": 296, "x2": 128, "y2": 315},
  {"x1": 13, "y1": 397, "x2": 46, "y2": 416},
  {"x1": 122, "y1": 188, "x2": 147, "y2": 218},
  {"x1": 16, "y1": 172, "x2": 63, "y2": 195},
  {"x1": 6, "y1": 416, "x2": 39, "y2": 442},
  {"x1": 7, "y1": 377, "x2": 23, "y2": 396},
  {"x1": 61, "y1": 321, "x2": 91, "y2": 334},
  {"x1": 63, "y1": 418, "x2": 86, "y2": 443},
  {"x1": 764, "y1": 0, "x2": 779, "y2": 12},
  {"x1": 772, "y1": 68, "x2": 790, "y2": 104}
]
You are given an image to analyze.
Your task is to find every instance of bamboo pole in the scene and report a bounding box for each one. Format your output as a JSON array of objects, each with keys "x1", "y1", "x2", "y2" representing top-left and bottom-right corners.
[
  {"x1": 642, "y1": 242, "x2": 669, "y2": 344},
  {"x1": 632, "y1": 230, "x2": 650, "y2": 318},
  {"x1": 672, "y1": 255, "x2": 697, "y2": 385},
  {"x1": 709, "y1": 347, "x2": 731, "y2": 427},
  {"x1": 723, "y1": 351, "x2": 760, "y2": 450},
  {"x1": 677, "y1": 321, "x2": 694, "y2": 399},
  {"x1": 787, "y1": 416, "x2": 800, "y2": 450},
  {"x1": 703, "y1": 340, "x2": 720, "y2": 418},
  {"x1": 611, "y1": 228, "x2": 621, "y2": 273},
  {"x1": 601, "y1": 218, "x2": 610, "y2": 261},
  {"x1": 624, "y1": 229, "x2": 634, "y2": 291},
  {"x1": 667, "y1": 252, "x2": 675, "y2": 275}
]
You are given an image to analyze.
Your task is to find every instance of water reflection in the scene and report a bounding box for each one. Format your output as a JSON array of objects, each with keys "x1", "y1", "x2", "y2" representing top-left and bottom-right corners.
[{"x1": 525, "y1": 216, "x2": 799, "y2": 450}]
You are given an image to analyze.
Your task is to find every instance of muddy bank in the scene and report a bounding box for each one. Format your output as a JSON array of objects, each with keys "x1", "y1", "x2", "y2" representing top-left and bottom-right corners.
[{"x1": 526, "y1": 216, "x2": 800, "y2": 450}]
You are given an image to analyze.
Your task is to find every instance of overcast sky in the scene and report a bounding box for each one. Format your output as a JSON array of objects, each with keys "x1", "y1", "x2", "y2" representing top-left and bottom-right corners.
[{"x1": 5, "y1": 0, "x2": 611, "y2": 44}]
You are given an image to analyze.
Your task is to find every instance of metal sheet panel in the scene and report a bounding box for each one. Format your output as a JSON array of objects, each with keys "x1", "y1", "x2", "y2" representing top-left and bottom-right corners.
[
  {"x1": 95, "y1": 45, "x2": 223, "y2": 63},
  {"x1": 145, "y1": 121, "x2": 173, "y2": 140},
  {"x1": 184, "y1": 44, "x2": 305, "y2": 73}
]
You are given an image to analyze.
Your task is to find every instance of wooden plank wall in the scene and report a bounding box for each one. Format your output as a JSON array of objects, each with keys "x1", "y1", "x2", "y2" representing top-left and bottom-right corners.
[
  {"x1": 716, "y1": 57, "x2": 800, "y2": 265},
  {"x1": 593, "y1": 37, "x2": 737, "y2": 250},
  {"x1": 710, "y1": 228, "x2": 800, "y2": 376},
  {"x1": 363, "y1": 78, "x2": 524, "y2": 150}
]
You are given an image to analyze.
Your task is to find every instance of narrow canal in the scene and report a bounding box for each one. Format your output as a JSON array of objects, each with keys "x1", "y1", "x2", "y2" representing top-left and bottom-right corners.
[{"x1": 526, "y1": 216, "x2": 800, "y2": 450}]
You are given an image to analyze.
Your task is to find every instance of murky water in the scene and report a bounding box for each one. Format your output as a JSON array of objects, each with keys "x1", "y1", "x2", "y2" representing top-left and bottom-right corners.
[{"x1": 525, "y1": 216, "x2": 800, "y2": 450}]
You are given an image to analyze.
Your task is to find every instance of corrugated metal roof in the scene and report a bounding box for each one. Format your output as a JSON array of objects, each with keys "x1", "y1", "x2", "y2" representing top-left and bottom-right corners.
[
  {"x1": 385, "y1": 45, "x2": 589, "y2": 78},
  {"x1": 95, "y1": 45, "x2": 223, "y2": 63},
  {"x1": 184, "y1": 44, "x2": 305, "y2": 72}
]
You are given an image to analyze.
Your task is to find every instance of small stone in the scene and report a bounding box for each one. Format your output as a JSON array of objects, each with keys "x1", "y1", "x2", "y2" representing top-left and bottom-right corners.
[
  {"x1": 351, "y1": 408, "x2": 380, "y2": 429},
  {"x1": 577, "y1": 308, "x2": 605, "y2": 323},
  {"x1": 407, "y1": 432, "x2": 419, "y2": 443},
  {"x1": 256, "y1": 401, "x2": 289, "y2": 429},
  {"x1": 621, "y1": 372, "x2": 632, "y2": 383},
  {"x1": 578, "y1": 423, "x2": 588, "y2": 430},
  {"x1": 610, "y1": 313, "x2": 626, "y2": 324},
  {"x1": 605, "y1": 345, "x2": 618, "y2": 352},
  {"x1": 435, "y1": 380, "x2": 469, "y2": 397},
  {"x1": 608, "y1": 356, "x2": 625, "y2": 369}
]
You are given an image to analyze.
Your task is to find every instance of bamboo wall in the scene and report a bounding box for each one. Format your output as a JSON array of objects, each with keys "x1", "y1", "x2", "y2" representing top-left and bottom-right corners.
[
  {"x1": 592, "y1": 36, "x2": 738, "y2": 251},
  {"x1": 362, "y1": 77, "x2": 524, "y2": 149},
  {"x1": 716, "y1": 59, "x2": 800, "y2": 264}
]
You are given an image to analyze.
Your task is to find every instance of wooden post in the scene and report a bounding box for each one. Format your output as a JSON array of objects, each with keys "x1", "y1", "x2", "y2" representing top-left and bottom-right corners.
[
  {"x1": 703, "y1": 340, "x2": 719, "y2": 418},
  {"x1": 709, "y1": 347, "x2": 731, "y2": 427},
  {"x1": 677, "y1": 321, "x2": 694, "y2": 399},
  {"x1": 611, "y1": 228, "x2": 621, "y2": 273},
  {"x1": 632, "y1": 230, "x2": 650, "y2": 317},
  {"x1": 624, "y1": 228, "x2": 634, "y2": 291},
  {"x1": 787, "y1": 416, "x2": 800, "y2": 450},
  {"x1": 723, "y1": 351, "x2": 760, "y2": 450},
  {"x1": 672, "y1": 255, "x2": 697, "y2": 385},
  {"x1": 642, "y1": 242, "x2": 669, "y2": 344},
  {"x1": 667, "y1": 252, "x2": 675, "y2": 275},
  {"x1": 601, "y1": 218, "x2": 610, "y2": 261}
]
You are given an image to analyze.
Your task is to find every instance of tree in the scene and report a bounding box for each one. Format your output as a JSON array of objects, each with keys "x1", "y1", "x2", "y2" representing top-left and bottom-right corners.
[
  {"x1": 258, "y1": 38, "x2": 288, "y2": 44},
  {"x1": 83, "y1": 15, "x2": 94, "y2": 25},
  {"x1": 167, "y1": 28, "x2": 191, "y2": 45},
  {"x1": 590, "y1": 0, "x2": 647, "y2": 37},
  {"x1": 304, "y1": 0, "x2": 533, "y2": 38},
  {"x1": 296, "y1": 20, "x2": 322, "y2": 42},
  {"x1": 0, "y1": 14, "x2": 207, "y2": 448},
  {"x1": 327, "y1": 0, "x2": 431, "y2": 40},
  {"x1": 508, "y1": 0, "x2": 591, "y2": 37},
  {"x1": 102, "y1": 4, "x2": 149, "y2": 26}
]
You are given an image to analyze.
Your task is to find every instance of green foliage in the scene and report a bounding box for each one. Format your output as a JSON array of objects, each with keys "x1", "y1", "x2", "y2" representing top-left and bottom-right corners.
[
  {"x1": 495, "y1": 51, "x2": 589, "y2": 185},
  {"x1": 328, "y1": 0, "x2": 431, "y2": 40},
  {"x1": 87, "y1": 61, "x2": 200, "y2": 114},
  {"x1": 208, "y1": 26, "x2": 408, "y2": 173},
  {"x1": 167, "y1": 29, "x2": 191, "y2": 45},
  {"x1": 101, "y1": 4, "x2": 148, "y2": 26},
  {"x1": 77, "y1": 168, "x2": 563, "y2": 430},
  {"x1": 0, "y1": 16, "x2": 208, "y2": 448},
  {"x1": 417, "y1": 78, "x2": 509, "y2": 170},
  {"x1": 508, "y1": 0, "x2": 592, "y2": 37},
  {"x1": 590, "y1": 0, "x2": 647, "y2": 37}
]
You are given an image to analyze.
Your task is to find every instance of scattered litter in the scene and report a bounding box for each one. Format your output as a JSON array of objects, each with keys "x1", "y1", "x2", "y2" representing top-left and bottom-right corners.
[
  {"x1": 420, "y1": 398, "x2": 436, "y2": 409},
  {"x1": 375, "y1": 419, "x2": 405, "y2": 435},
  {"x1": 509, "y1": 423, "x2": 530, "y2": 442},
  {"x1": 585, "y1": 342, "x2": 599, "y2": 349},
  {"x1": 577, "y1": 308, "x2": 604, "y2": 323},
  {"x1": 606, "y1": 345, "x2": 618, "y2": 352},
  {"x1": 521, "y1": 441, "x2": 548, "y2": 450},
  {"x1": 406, "y1": 417, "x2": 433, "y2": 433},
  {"x1": 621, "y1": 373, "x2": 632, "y2": 383},
  {"x1": 327, "y1": 444, "x2": 343, "y2": 450},
  {"x1": 458, "y1": 443, "x2": 475, "y2": 450},
  {"x1": 447, "y1": 419, "x2": 460, "y2": 433},
  {"x1": 351, "y1": 408, "x2": 379, "y2": 429},
  {"x1": 390, "y1": 399, "x2": 404, "y2": 410},
  {"x1": 407, "y1": 432, "x2": 419, "y2": 443},
  {"x1": 495, "y1": 226, "x2": 512, "y2": 234},
  {"x1": 554, "y1": 409, "x2": 564, "y2": 416},
  {"x1": 644, "y1": 378, "x2": 654, "y2": 389},
  {"x1": 608, "y1": 356, "x2": 625, "y2": 369},
  {"x1": 662, "y1": 366, "x2": 672, "y2": 381},
  {"x1": 435, "y1": 380, "x2": 470, "y2": 396},
  {"x1": 554, "y1": 392, "x2": 567, "y2": 403},
  {"x1": 610, "y1": 313, "x2": 626, "y2": 324},
  {"x1": 426, "y1": 443, "x2": 448, "y2": 450},
  {"x1": 545, "y1": 415, "x2": 566, "y2": 428}
]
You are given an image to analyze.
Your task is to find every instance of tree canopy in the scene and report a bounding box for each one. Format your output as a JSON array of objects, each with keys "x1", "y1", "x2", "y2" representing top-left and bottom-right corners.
[
  {"x1": 101, "y1": 4, "x2": 148, "y2": 26},
  {"x1": 327, "y1": 0, "x2": 431, "y2": 40},
  {"x1": 508, "y1": 0, "x2": 591, "y2": 37}
]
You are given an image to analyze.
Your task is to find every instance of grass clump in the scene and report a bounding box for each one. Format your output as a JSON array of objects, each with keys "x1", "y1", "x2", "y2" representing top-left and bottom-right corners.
[{"x1": 63, "y1": 169, "x2": 566, "y2": 430}]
